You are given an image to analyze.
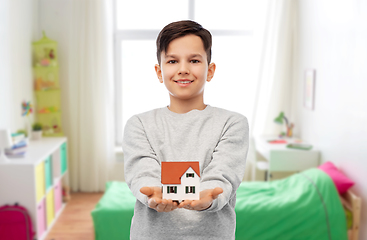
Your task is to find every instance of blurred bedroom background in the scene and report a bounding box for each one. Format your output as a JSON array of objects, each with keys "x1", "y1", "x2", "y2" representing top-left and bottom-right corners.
[{"x1": 0, "y1": 0, "x2": 366, "y2": 239}]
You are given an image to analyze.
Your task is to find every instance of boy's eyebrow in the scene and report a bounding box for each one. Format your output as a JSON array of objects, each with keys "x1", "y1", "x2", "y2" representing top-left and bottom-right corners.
[
  {"x1": 164, "y1": 54, "x2": 177, "y2": 58},
  {"x1": 165, "y1": 54, "x2": 204, "y2": 59},
  {"x1": 190, "y1": 54, "x2": 204, "y2": 59}
]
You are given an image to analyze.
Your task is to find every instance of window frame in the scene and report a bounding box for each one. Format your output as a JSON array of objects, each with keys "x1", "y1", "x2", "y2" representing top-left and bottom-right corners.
[
  {"x1": 167, "y1": 186, "x2": 177, "y2": 194},
  {"x1": 186, "y1": 173, "x2": 195, "y2": 178},
  {"x1": 185, "y1": 186, "x2": 195, "y2": 194}
]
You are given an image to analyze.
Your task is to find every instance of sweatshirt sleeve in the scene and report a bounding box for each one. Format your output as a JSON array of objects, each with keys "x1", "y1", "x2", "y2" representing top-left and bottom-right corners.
[
  {"x1": 200, "y1": 114, "x2": 249, "y2": 212},
  {"x1": 122, "y1": 115, "x2": 162, "y2": 206}
]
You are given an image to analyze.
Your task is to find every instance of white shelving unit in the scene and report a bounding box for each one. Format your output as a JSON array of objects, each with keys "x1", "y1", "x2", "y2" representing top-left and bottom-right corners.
[{"x1": 0, "y1": 137, "x2": 68, "y2": 240}]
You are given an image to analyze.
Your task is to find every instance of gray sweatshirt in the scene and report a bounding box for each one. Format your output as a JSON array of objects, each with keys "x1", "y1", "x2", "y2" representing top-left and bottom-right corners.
[{"x1": 122, "y1": 106, "x2": 249, "y2": 240}]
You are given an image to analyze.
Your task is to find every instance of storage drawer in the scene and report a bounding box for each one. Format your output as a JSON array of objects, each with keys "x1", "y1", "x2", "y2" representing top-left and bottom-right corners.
[
  {"x1": 54, "y1": 179, "x2": 62, "y2": 214},
  {"x1": 46, "y1": 188, "x2": 55, "y2": 226},
  {"x1": 36, "y1": 198, "x2": 46, "y2": 238},
  {"x1": 44, "y1": 156, "x2": 53, "y2": 190},
  {"x1": 35, "y1": 162, "x2": 45, "y2": 202},
  {"x1": 52, "y1": 148, "x2": 61, "y2": 179},
  {"x1": 61, "y1": 142, "x2": 67, "y2": 174}
]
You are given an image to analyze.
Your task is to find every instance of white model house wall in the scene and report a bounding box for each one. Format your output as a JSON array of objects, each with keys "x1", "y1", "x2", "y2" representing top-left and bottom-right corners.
[{"x1": 162, "y1": 167, "x2": 200, "y2": 201}]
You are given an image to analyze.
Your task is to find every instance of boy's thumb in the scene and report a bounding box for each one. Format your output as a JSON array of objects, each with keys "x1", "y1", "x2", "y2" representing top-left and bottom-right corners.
[
  {"x1": 212, "y1": 187, "x2": 223, "y2": 199},
  {"x1": 140, "y1": 187, "x2": 154, "y2": 197}
]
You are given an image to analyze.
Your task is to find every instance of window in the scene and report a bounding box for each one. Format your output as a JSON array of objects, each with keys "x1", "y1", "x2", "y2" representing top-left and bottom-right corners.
[
  {"x1": 186, "y1": 173, "x2": 195, "y2": 178},
  {"x1": 114, "y1": 0, "x2": 265, "y2": 145},
  {"x1": 167, "y1": 186, "x2": 177, "y2": 194},
  {"x1": 186, "y1": 186, "x2": 195, "y2": 194}
]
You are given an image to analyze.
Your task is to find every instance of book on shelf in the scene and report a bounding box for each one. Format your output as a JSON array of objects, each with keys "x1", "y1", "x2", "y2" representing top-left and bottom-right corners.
[
  {"x1": 286, "y1": 143, "x2": 313, "y2": 150},
  {"x1": 5, "y1": 145, "x2": 28, "y2": 155},
  {"x1": 10, "y1": 138, "x2": 29, "y2": 149},
  {"x1": 11, "y1": 132, "x2": 26, "y2": 144},
  {"x1": 5, "y1": 151, "x2": 27, "y2": 158},
  {"x1": 4, "y1": 136, "x2": 29, "y2": 158}
]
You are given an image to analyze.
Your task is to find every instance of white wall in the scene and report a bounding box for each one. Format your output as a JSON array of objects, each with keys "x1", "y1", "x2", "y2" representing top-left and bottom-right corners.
[
  {"x1": 293, "y1": 1, "x2": 367, "y2": 239},
  {"x1": 0, "y1": 0, "x2": 11, "y2": 129},
  {"x1": 0, "y1": 0, "x2": 38, "y2": 131}
]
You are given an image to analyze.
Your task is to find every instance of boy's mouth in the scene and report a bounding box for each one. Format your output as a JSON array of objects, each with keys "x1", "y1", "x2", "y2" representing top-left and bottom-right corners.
[{"x1": 174, "y1": 79, "x2": 194, "y2": 87}]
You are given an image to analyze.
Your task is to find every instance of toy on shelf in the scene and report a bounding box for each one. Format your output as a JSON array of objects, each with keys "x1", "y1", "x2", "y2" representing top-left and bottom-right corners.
[
  {"x1": 32, "y1": 31, "x2": 58, "y2": 68},
  {"x1": 161, "y1": 161, "x2": 200, "y2": 203},
  {"x1": 38, "y1": 106, "x2": 59, "y2": 114},
  {"x1": 21, "y1": 101, "x2": 33, "y2": 137},
  {"x1": 33, "y1": 67, "x2": 59, "y2": 91},
  {"x1": 21, "y1": 101, "x2": 33, "y2": 117},
  {"x1": 35, "y1": 113, "x2": 63, "y2": 137},
  {"x1": 32, "y1": 31, "x2": 63, "y2": 137},
  {"x1": 41, "y1": 116, "x2": 62, "y2": 135}
]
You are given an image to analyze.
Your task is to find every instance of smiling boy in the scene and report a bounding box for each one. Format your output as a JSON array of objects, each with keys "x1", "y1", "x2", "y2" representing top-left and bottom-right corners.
[
  {"x1": 155, "y1": 32, "x2": 216, "y2": 114},
  {"x1": 122, "y1": 20, "x2": 249, "y2": 239}
]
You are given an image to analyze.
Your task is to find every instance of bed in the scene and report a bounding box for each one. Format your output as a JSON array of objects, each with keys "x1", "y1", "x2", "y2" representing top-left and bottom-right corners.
[
  {"x1": 91, "y1": 168, "x2": 361, "y2": 240},
  {"x1": 234, "y1": 168, "x2": 360, "y2": 240}
]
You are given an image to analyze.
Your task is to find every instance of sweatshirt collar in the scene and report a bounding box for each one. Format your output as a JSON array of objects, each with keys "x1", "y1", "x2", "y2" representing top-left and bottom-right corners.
[{"x1": 163, "y1": 105, "x2": 212, "y2": 117}]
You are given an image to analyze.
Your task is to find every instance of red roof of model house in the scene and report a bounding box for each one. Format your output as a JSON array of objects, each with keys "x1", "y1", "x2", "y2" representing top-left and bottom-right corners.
[{"x1": 161, "y1": 161, "x2": 200, "y2": 184}]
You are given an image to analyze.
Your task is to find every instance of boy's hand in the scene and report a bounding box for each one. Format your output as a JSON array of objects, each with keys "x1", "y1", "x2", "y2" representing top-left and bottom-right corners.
[
  {"x1": 178, "y1": 187, "x2": 223, "y2": 211},
  {"x1": 140, "y1": 187, "x2": 178, "y2": 212}
]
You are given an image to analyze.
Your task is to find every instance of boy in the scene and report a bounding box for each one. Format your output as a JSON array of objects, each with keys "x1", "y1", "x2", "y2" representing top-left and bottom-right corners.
[{"x1": 122, "y1": 20, "x2": 249, "y2": 240}]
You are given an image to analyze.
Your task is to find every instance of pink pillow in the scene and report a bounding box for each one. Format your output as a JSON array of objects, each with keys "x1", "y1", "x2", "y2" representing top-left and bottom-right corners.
[{"x1": 318, "y1": 161, "x2": 354, "y2": 194}]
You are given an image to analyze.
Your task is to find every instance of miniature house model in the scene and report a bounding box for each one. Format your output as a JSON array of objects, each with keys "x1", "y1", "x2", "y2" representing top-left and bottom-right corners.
[{"x1": 161, "y1": 161, "x2": 200, "y2": 202}]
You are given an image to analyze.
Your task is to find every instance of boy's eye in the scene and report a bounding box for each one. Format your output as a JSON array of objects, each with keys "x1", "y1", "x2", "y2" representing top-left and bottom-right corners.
[
  {"x1": 191, "y1": 59, "x2": 200, "y2": 63},
  {"x1": 167, "y1": 60, "x2": 177, "y2": 64}
]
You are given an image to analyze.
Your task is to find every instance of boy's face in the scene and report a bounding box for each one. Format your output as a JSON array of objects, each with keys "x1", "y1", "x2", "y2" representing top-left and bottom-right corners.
[{"x1": 155, "y1": 34, "x2": 216, "y2": 103}]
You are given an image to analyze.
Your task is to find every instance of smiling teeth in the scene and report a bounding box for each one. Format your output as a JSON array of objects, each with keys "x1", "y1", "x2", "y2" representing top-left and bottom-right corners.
[{"x1": 177, "y1": 81, "x2": 191, "y2": 84}]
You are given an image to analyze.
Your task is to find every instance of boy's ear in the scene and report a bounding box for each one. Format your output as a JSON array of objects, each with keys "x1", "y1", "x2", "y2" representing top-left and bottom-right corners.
[
  {"x1": 155, "y1": 64, "x2": 163, "y2": 83},
  {"x1": 206, "y1": 63, "x2": 216, "y2": 82}
]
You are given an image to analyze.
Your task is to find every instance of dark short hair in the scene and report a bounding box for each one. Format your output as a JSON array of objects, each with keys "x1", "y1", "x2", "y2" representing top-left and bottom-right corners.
[{"x1": 156, "y1": 20, "x2": 212, "y2": 65}]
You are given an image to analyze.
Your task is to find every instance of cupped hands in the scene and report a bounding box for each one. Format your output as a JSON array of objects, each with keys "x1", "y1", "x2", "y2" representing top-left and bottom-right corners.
[{"x1": 140, "y1": 186, "x2": 223, "y2": 212}]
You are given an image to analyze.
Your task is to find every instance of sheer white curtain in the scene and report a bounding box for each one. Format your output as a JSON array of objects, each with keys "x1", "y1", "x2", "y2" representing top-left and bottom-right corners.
[
  {"x1": 245, "y1": 0, "x2": 295, "y2": 180},
  {"x1": 252, "y1": 0, "x2": 295, "y2": 137},
  {"x1": 65, "y1": 0, "x2": 115, "y2": 192}
]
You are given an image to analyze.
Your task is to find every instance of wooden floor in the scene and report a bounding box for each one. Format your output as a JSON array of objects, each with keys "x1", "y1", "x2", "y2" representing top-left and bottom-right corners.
[{"x1": 46, "y1": 192, "x2": 104, "y2": 240}]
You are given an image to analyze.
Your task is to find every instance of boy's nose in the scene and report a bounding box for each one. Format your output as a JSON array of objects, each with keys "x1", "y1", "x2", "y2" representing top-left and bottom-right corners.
[{"x1": 178, "y1": 63, "x2": 190, "y2": 75}]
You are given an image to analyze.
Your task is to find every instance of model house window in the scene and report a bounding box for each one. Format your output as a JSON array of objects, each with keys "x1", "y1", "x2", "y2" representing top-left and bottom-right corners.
[
  {"x1": 186, "y1": 173, "x2": 195, "y2": 178},
  {"x1": 167, "y1": 186, "x2": 177, "y2": 194},
  {"x1": 186, "y1": 186, "x2": 195, "y2": 194},
  {"x1": 114, "y1": 0, "x2": 266, "y2": 145}
]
